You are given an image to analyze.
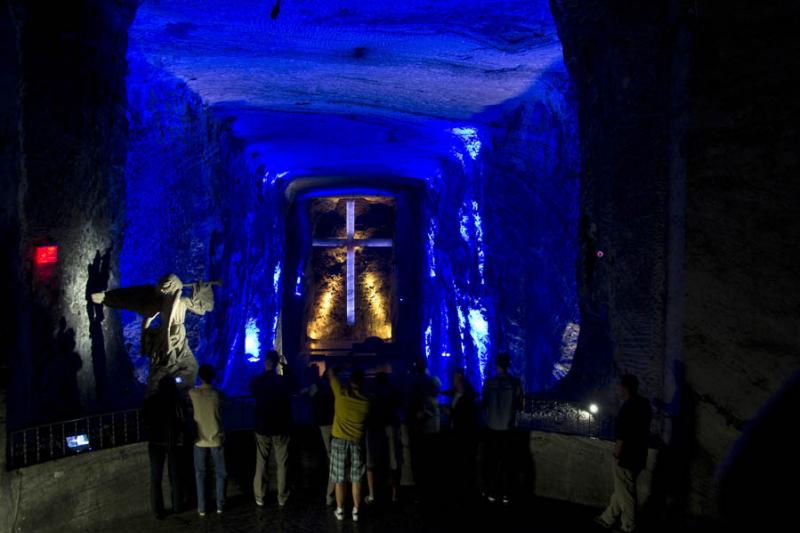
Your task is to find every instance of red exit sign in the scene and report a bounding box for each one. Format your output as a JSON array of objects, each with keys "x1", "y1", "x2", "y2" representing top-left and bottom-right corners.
[{"x1": 34, "y1": 245, "x2": 58, "y2": 265}]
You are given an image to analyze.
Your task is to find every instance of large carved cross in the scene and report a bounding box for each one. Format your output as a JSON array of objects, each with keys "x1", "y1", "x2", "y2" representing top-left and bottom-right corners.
[{"x1": 312, "y1": 200, "x2": 392, "y2": 325}]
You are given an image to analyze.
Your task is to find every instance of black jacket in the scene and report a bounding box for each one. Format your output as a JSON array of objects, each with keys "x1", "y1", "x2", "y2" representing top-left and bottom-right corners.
[
  {"x1": 250, "y1": 371, "x2": 293, "y2": 436},
  {"x1": 616, "y1": 395, "x2": 652, "y2": 472}
]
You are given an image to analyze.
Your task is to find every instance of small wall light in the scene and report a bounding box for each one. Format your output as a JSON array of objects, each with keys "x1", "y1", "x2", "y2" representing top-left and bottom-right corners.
[
  {"x1": 589, "y1": 403, "x2": 599, "y2": 414},
  {"x1": 35, "y1": 245, "x2": 58, "y2": 265}
]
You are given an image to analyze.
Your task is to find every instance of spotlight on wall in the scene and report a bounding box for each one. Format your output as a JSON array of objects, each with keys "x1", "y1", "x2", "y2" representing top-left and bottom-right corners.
[
  {"x1": 589, "y1": 403, "x2": 599, "y2": 414},
  {"x1": 596, "y1": 250, "x2": 604, "y2": 258}
]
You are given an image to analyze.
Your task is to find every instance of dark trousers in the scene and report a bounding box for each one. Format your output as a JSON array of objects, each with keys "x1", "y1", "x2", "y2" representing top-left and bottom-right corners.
[
  {"x1": 194, "y1": 445, "x2": 227, "y2": 513},
  {"x1": 410, "y1": 431, "x2": 439, "y2": 502},
  {"x1": 148, "y1": 442, "x2": 181, "y2": 515},
  {"x1": 485, "y1": 430, "x2": 514, "y2": 498},
  {"x1": 451, "y1": 431, "x2": 478, "y2": 501}
]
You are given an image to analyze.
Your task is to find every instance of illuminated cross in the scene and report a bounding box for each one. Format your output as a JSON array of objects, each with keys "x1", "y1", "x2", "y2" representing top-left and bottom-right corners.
[{"x1": 312, "y1": 200, "x2": 392, "y2": 325}]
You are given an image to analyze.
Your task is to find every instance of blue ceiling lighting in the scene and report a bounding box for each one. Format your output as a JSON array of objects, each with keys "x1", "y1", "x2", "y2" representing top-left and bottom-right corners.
[{"x1": 120, "y1": 0, "x2": 579, "y2": 395}]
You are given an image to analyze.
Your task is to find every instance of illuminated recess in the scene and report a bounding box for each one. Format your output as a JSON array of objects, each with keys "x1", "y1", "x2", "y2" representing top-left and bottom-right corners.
[
  {"x1": 450, "y1": 127, "x2": 481, "y2": 160},
  {"x1": 426, "y1": 220, "x2": 437, "y2": 278},
  {"x1": 273, "y1": 263, "x2": 282, "y2": 295},
  {"x1": 312, "y1": 199, "x2": 392, "y2": 327},
  {"x1": 245, "y1": 318, "x2": 261, "y2": 363},
  {"x1": 471, "y1": 200, "x2": 486, "y2": 283},
  {"x1": 459, "y1": 206, "x2": 470, "y2": 242},
  {"x1": 424, "y1": 320, "x2": 432, "y2": 359},
  {"x1": 308, "y1": 279, "x2": 340, "y2": 340},
  {"x1": 553, "y1": 322, "x2": 580, "y2": 380},
  {"x1": 364, "y1": 271, "x2": 392, "y2": 339},
  {"x1": 467, "y1": 307, "x2": 490, "y2": 385},
  {"x1": 456, "y1": 304, "x2": 467, "y2": 357},
  {"x1": 270, "y1": 312, "x2": 280, "y2": 347},
  {"x1": 294, "y1": 275, "x2": 302, "y2": 297}
]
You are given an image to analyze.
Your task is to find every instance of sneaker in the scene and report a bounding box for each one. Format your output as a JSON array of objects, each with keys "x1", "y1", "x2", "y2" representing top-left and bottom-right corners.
[
  {"x1": 352, "y1": 508, "x2": 360, "y2": 522},
  {"x1": 216, "y1": 508, "x2": 223, "y2": 515},
  {"x1": 198, "y1": 510, "x2": 206, "y2": 517},
  {"x1": 593, "y1": 516, "x2": 613, "y2": 529},
  {"x1": 255, "y1": 499, "x2": 264, "y2": 507},
  {"x1": 334, "y1": 508, "x2": 345, "y2": 521},
  {"x1": 502, "y1": 496, "x2": 510, "y2": 505},
  {"x1": 486, "y1": 494, "x2": 497, "y2": 503},
  {"x1": 364, "y1": 494, "x2": 375, "y2": 505}
]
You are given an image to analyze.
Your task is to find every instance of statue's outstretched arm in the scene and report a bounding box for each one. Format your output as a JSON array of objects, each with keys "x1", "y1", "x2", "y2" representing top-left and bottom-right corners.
[
  {"x1": 90, "y1": 285, "x2": 161, "y2": 317},
  {"x1": 184, "y1": 281, "x2": 219, "y2": 315}
]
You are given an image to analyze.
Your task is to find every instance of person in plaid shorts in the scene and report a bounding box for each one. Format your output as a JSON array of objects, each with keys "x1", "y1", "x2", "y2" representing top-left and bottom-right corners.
[{"x1": 328, "y1": 367, "x2": 370, "y2": 522}]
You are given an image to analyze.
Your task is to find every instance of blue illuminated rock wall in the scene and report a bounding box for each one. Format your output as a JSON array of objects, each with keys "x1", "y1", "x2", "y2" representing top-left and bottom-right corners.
[
  {"x1": 122, "y1": 58, "x2": 283, "y2": 393},
  {"x1": 121, "y1": 59, "x2": 221, "y2": 383},
  {"x1": 482, "y1": 71, "x2": 581, "y2": 393},
  {"x1": 421, "y1": 69, "x2": 580, "y2": 392}
]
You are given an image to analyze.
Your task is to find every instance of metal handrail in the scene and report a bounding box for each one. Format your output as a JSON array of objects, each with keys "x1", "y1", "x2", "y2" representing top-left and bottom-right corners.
[{"x1": 7, "y1": 396, "x2": 614, "y2": 470}]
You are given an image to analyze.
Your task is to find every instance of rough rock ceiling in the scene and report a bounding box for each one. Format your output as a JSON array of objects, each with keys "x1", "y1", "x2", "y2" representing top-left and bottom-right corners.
[{"x1": 129, "y1": 0, "x2": 564, "y2": 122}]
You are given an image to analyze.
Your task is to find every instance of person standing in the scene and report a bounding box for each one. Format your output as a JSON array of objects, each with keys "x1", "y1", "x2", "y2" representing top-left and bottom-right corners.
[
  {"x1": 328, "y1": 367, "x2": 370, "y2": 522},
  {"x1": 250, "y1": 350, "x2": 293, "y2": 507},
  {"x1": 482, "y1": 352, "x2": 523, "y2": 505},
  {"x1": 595, "y1": 374, "x2": 652, "y2": 532},
  {"x1": 188, "y1": 364, "x2": 226, "y2": 517},
  {"x1": 406, "y1": 358, "x2": 442, "y2": 503},
  {"x1": 365, "y1": 371, "x2": 402, "y2": 504},
  {"x1": 306, "y1": 367, "x2": 336, "y2": 505},
  {"x1": 143, "y1": 375, "x2": 185, "y2": 520},
  {"x1": 445, "y1": 369, "x2": 479, "y2": 502}
]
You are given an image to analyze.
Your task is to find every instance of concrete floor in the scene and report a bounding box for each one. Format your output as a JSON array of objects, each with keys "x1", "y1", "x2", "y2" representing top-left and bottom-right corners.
[{"x1": 88, "y1": 490, "x2": 603, "y2": 533}]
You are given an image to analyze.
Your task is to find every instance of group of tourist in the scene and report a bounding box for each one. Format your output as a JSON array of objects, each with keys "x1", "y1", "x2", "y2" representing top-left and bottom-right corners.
[{"x1": 143, "y1": 351, "x2": 651, "y2": 532}]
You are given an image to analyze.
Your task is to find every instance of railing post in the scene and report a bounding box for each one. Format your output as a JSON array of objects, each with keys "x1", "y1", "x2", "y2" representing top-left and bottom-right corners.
[
  {"x1": 22, "y1": 430, "x2": 28, "y2": 467},
  {"x1": 111, "y1": 413, "x2": 116, "y2": 447}
]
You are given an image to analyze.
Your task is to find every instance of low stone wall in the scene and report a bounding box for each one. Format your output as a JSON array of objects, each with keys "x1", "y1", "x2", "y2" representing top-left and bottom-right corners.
[
  {"x1": 529, "y1": 431, "x2": 656, "y2": 508},
  {"x1": 3, "y1": 443, "x2": 151, "y2": 532},
  {"x1": 1, "y1": 429, "x2": 656, "y2": 532}
]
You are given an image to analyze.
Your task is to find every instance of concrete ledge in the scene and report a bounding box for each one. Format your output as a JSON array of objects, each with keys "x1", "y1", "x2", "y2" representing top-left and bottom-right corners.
[
  {"x1": 1, "y1": 429, "x2": 658, "y2": 532},
  {"x1": 5, "y1": 442, "x2": 151, "y2": 533},
  {"x1": 528, "y1": 431, "x2": 657, "y2": 509}
]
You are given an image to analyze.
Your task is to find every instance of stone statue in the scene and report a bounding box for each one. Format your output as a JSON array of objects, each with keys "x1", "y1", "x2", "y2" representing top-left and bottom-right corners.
[{"x1": 91, "y1": 274, "x2": 220, "y2": 393}]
